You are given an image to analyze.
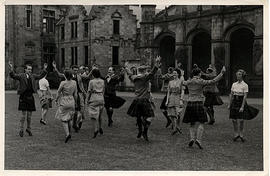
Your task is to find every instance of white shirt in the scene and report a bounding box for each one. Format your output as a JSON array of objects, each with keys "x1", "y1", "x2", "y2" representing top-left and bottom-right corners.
[
  {"x1": 231, "y1": 81, "x2": 248, "y2": 95},
  {"x1": 39, "y1": 78, "x2": 49, "y2": 91}
]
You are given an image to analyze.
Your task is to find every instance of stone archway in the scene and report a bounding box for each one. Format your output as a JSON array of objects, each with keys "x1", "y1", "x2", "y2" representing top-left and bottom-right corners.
[
  {"x1": 191, "y1": 32, "x2": 211, "y2": 71},
  {"x1": 154, "y1": 32, "x2": 176, "y2": 74},
  {"x1": 224, "y1": 24, "x2": 255, "y2": 88}
]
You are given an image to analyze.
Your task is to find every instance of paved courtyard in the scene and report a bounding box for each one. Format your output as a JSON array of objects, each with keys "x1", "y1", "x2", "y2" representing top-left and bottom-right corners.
[{"x1": 4, "y1": 91, "x2": 263, "y2": 170}]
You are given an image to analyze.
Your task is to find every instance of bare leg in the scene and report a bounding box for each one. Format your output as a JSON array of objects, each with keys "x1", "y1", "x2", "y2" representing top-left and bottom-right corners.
[
  {"x1": 232, "y1": 120, "x2": 239, "y2": 137},
  {"x1": 41, "y1": 108, "x2": 48, "y2": 122},
  {"x1": 62, "y1": 121, "x2": 70, "y2": 137},
  {"x1": 188, "y1": 123, "x2": 196, "y2": 147},
  {"x1": 196, "y1": 123, "x2": 204, "y2": 144}
]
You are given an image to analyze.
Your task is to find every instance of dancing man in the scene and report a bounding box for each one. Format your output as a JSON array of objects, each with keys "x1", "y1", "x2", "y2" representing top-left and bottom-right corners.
[
  {"x1": 125, "y1": 56, "x2": 161, "y2": 141},
  {"x1": 104, "y1": 66, "x2": 126, "y2": 127},
  {"x1": 201, "y1": 64, "x2": 223, "y2": 125},
  {"x1": 8, "y1": 61, "x2": 48, "y2": 137}
]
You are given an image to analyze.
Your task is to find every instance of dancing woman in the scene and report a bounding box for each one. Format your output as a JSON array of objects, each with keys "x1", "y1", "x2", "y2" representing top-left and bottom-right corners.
[
  {"x1": 165, "y1": 69, "x2": 184, "y2": 135},
  {"x1": 85, "y1": 68, "x2": 105, "y2": 138},
  {"x1": 55, "y1": 69, "x2": 77, "y2": 143},
  {"x1": 182, "y1": 66, "x2": 226, "y2": 149},
  {"x1": 159, "y1": 67, "x2": 174, "y2": 128},
  {"x1": 38, "y1": 73, "x2": 53, "y2": 125},
  {"x1": 125, "y1": 56, "x2": 161, "y2": 141},
  {"x1": 104, "y1": 66, "x2": 126, "y2": 127},
  {"x1": 228, "y1": 69, "x2": 259, "y2": 142},
  {"x1": 201, "y1": 65, "x2": 223, "y2": 125}
]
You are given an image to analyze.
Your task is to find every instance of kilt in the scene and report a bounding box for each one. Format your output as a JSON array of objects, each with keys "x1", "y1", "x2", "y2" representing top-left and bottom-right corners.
[
  {"x1": 203, "y1": 92, "x2": 223, "y2": 106},
  {"x1": 127, "y1": 98, "x2": 155, "y2": 118},
  {"x1": 183, "y1": 101, "x2": 207, "y2": 124},
  {"x1": 18, "y1": 93, "x2": 36, "y2": 111},
  {"x1": 229, "y1": 95, "x2": 259, "y2": 120},
  {"x1": 160, "y1": 95, "x2": 167, "y2": 110},
  {"x1": 104, "y1": 94, "x2": 125, "y2": 109}
]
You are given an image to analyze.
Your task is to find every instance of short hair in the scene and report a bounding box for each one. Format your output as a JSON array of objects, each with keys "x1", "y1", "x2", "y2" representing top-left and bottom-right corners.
[
  {"x1": 92, "y1": 68, "x2": 101, "y2": 78},
  {"x1": 192, "y1": 67, "x2": 201, "y2": 76},
  {"x1": 236, "y1": 69, "x2": 247, "y2": 78},
  {"x1": 70, "y1": 65, "x2": 79, "y2": 70},
  {"x1": 168, "y1": 67, "x2": 174, "y2": 73},
  {"x1": 109, "y1": 66, "x2": 115, "y2": 72},
  {"x1": 175, "y1": 68, "x2": 182, "y2": 77},
  {"x1": 64, "y1": 69, "x2": 73, "y2": 80}
]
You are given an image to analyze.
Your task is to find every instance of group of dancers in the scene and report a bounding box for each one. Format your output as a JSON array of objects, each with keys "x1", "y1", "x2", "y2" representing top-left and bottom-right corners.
[{"x1": 8, "y1": 56, "x2": 259, "y2": 148}]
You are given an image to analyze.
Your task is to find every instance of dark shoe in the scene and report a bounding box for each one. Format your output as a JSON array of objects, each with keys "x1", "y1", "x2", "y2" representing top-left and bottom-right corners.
[
  {"x1": 188, "y1": 140, "x2": 194, "y2": 147},
  {"x1": 99, "y1": 128, "x2": 103, "y2": 135},
  {"x1": 19, "y1": 130, "x2": 24, "y2": 137},
  {"x1": 93, "y1": 131, "x2": 99, "y2": 138},
  {"x1": 65, "y1": 134, "x2": 71, "y2": 143},
  {"x1": 108, "y1": 120, "x2": 113, "y2": 127},
  {"x1": 171, "y1": 130, "x2": 178, "y2": 136},
  {"x1": 73, "y1": 125, "x2": 79, "y2": 133},
  {"x1": 176, "y1": 128, "x2": 182, "y2": 134},
  {"x1": 142, "y1": 131, "x2": 149, "y2": 142},
  {"x1": 40, "y1": 119, "x2": 46, "y2": 125},
  {"x1": 78, "y1": 122, "x2": 82, "y2": 129},
  {"x1": 26, "y1": 129, "x2": 32, "y2": 136},
  {"x1": 165, "y1": 120, "x2": 172, "y2": 128},
  {"x1": 195, "y1": 141, "x2": 203, "y2": 149},
  {"x1": 208, "y1": 121, "x2": 215, "y2": 125},
  {"x1": 137, "y1": 131, "x2": 142, "y2": 138},
  {"x1": 240, "y1": 136, "x2": 246, "y2": 143},
  {"x1": 233, "y1": 135, "x2": 240, "y2": 142}
]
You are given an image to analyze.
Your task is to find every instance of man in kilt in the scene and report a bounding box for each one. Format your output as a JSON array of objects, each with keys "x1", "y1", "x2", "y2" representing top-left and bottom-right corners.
[
  {"x1": 104, "y1": 66, "x2": 126, "y2": 127},
  {"x1": 182, "y1": 66, "x2": 226, "y2": 149},
  {"x1": 201, "y1": 65, "x2": 223, "y2": 125},
  {"x1": 124, "y1": 56, "x2": 161, "y2": 141},
  {"x1": 8, "y1": 61, "x2": 48, "y2": 137}
]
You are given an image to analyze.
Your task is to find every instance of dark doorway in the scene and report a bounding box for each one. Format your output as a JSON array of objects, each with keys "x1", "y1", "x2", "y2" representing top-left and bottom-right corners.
[
  {"x1": 230, "y1": 28, "x2": 254, "y2": 85},
  {"x1": 159, "y1": 36, "x2": 175, "y2": 73},
  {"x1": 192, "y1": 32, "x2": 211, "y2": 72}
]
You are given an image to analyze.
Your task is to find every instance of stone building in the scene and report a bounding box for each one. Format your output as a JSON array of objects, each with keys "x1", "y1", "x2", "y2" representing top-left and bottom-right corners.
[
  {"x1": 5, "y1": 5, "x2": 68, "y2": 88},
  {"x1": 55, "y1": 5, "x2": 138, "y2": 88},
  {"x1": 139, "y1": 5, "x2": 263, "y2": 96}
]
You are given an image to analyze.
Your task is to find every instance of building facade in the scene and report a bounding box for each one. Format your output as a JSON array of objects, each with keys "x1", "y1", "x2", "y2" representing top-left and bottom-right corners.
[
  {"x1": 139, "y1": 5, "x2": 263, "y2": 96},
  {"x1": 5, "y1": 5, "x2": 68, "y2": 88},
  {"x1": 56, "y1": 5, "x2": 138, "y2": 88}
]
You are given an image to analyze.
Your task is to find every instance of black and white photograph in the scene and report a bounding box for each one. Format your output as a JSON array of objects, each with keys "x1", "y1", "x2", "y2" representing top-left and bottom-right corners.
[{"x1": 3, "y1": 1, "x2": 268, "y2": 174}]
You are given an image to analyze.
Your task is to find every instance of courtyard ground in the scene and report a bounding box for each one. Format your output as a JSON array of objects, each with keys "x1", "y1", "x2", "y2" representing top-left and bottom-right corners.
[{"x1": 4, "y1": 91, "x2": 263, "y2": 170}]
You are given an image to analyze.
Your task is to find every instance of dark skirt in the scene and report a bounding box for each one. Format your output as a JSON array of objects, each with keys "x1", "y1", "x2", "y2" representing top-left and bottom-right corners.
[
  {"x1": 18, "y1": 94, "x2": 36, "y2": 111},
  {"x1": 160, "y1": 95, "x2": 167, "y2": 110},
  {"x1": 183, "y1": 101, "x2": 207, "y2": 124},
  {"x1": 229, "y1": 96, "x2": 259, "y2": 120},
  {"x1": 127, "y1": 98, "x2": 155, "y2": 118},
  {"x1": 204, "y1": 92, "x2": 223, "y2": 106},
  {"x1": 104, "y1": 94, "x2": 126, "y2": 109}
]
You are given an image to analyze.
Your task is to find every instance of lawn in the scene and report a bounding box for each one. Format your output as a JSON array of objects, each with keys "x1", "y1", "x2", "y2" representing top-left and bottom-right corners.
[{"x1": 4, "y1": 93, "x2": 263, "y2": 170}]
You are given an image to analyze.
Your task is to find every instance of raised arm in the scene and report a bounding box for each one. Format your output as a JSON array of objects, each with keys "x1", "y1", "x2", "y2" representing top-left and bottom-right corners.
[
  {"x1": 85, "y1": 80, "x2": 93, "y2": 105},
  {"x1": 200, "y1": 66, "x2": 226, "y2": 86},
  {"x1": 32, "y1": 63, "x2": 48, "y2": 80},
  {"x1": 124, "y1": 62, "x2": 136, "y2": 82},
  {"x1": 55, "y1": 81, "x2": 64, "y2": 103},
  {"x1": 8, "y1": 61, "x2": 21, "y2": 80},
  {"x1": 52, "y1": 61, "x2": 65, "y2": 79},
  {"x1": 145, "y1": 56, "x2": 162, "y2": 81}
]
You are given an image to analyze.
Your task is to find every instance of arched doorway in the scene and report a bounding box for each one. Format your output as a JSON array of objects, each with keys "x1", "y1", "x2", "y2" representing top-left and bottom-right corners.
[
  {"x1": 229, "y1": 28, "x2": 254, "y2": 85},
  {"x1": 159, "y1": 36, "x2": 175, "y2": 73},
  {"x1": 192, "y1": 32, "x2": 211, "y2": 71}
]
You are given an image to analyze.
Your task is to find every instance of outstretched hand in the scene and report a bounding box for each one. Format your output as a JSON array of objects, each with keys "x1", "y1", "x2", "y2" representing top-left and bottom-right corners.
[
  {"x1": 44, "y1": 63, "x2": 48, "y2": 69},
  {"x1": 52, "y1": 61, "x2": 57, "y2": 68},
  {"x1": 8, "y1": 61, "x2": 13, "y2": 69},
  {"x1": 221, "y1": 66, "x2": 226, "y2": 74}
]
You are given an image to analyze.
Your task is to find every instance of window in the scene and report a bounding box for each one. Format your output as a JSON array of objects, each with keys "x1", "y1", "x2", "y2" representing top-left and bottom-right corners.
[
  {"x1": 112, "y1": 46, "x2": 119, "y2": 65},
  {"x1": 61, "y1": 48, "x2": 65, "y2": 68},
  {"x1": 71, "y1": 21, "x2": 77, "y2": 38},
  {"x1": 61, "y1": 26, "x2": 65, "y2": 40},
  {"x1": 43, "y1": 44, "x2": 55, "y2": 71},
  {"x1": 71, "y1": 47, "x2": 78, "y2": 65},
  {"x1": 43, "y1": 10, "x2": 55, "y2": 33},
  {"x1": 113, "y1": 20, "x2": 120, "y2": 35},
  {"x1": 26, "y1": 5, "x2": 32, "y2": 28},
  {"x1": 84, "y1": 23, "x2": 88, "y2": 37},
  {"x1": 84, "y1": 46, "x2": 88, "y2": 65}
]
